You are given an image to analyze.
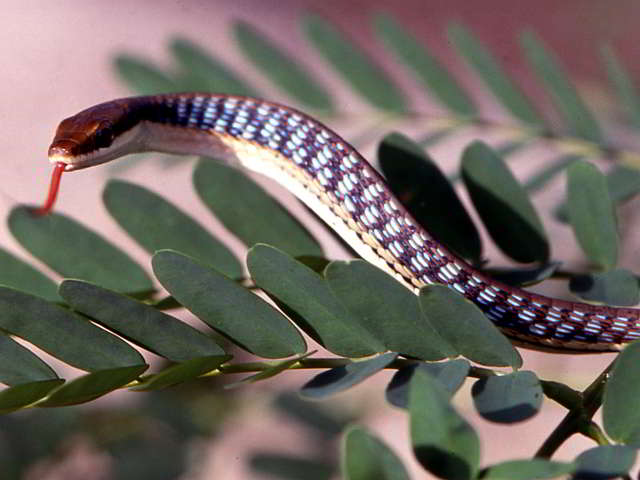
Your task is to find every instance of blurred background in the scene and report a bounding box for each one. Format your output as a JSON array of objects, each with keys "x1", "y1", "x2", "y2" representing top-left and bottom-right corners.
[{"x1": 2, "y1": 0, "x2": 640, "y2": 478}]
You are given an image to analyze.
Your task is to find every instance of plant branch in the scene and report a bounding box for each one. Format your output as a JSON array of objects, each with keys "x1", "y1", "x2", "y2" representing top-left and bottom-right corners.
[{"x1": 535, "y1": 360, "x2": 614, "y2": 458}]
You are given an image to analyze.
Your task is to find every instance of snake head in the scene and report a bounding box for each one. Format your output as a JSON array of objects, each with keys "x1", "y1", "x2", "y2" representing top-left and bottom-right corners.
[{"x1": 48, "y1": 100, "x2": 140, "y2": 171}]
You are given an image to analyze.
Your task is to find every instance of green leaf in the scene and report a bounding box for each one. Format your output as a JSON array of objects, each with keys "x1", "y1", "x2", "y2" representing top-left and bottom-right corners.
[
  {"x1": 302, "y1": 13, "x2": 406, "y2": 112},
  {"x1": 169, "y1": 36, "x2": 260, "y2": 96},
  {"x1": 193, "y1": 159, "x2": 322, "y2": 257},
  {"x1": 225, "y1": 352, "x2": 313, "y2": 389},
  {"x1": 519, "y1": 30, "x2": 602, "y2": 143},
  {"x1": 152, "y1": 250, "x2": 306, "y2": 358},
  {"x1": 378, "y1": 133, "x2": 482, "y2": 262},
  {"x1": 132, "y1": 355, "x2": 231, "y2": 391},
  {"x1": 523, "y1": 154, "x2": 580, "y2": 194},
  {"x1": 602, "y1": 44, "x2": 640, "y2": 130},
  {"x1": 0, "y1": 380, "x2": 65, "y2": 413},
  {"x1": 462, "y1": 141, "x2": 549, "y2": 263},
  {"x1": 300, "y1": 353, "x2": 397, "y2": 400},
  {"x1": 0, "y1": 333, "x2": 58, "y2": 386},
  {"x1": 374, "y1": 13, "x2": 475, "y2": 116},
  {"x1": 274, "y1": 392, "x2": 351, "y2": 438},
  {"x1": 555, "y1": 163, "x2": 640, "y2": 224},
  {"x1": 605, "y1": 165, "x2": 640, "y2": 204},
  {"x1": 574, "y1": 445, "x2": 637, "y2": 480},
  {"x1": 603, "y1": 342, "x2": 640, "y2": 446},
  {"x1": 482, "y1": 459, "x2": 575, "y2": 479},
  {"x1": 386, "y1": 359, "x2": 470, "y2": 409},
  {"x1": 410, "y1": 369, "x2": 480, "y2": 480},
  {"x1": 9, "y1": 206, "x2": 153, "y2": 294},
  {"x1": 569, "y1": 269, "x2": 639, "y2": 306},
  {"x1": 419, "y1": 284, "x2": 522, "y2": 368},
  {"x1": 0, "y1": 247, "x2": 59, "y2": 301},
  {"x1": 325, "y1": 260, "x2": 452, "y2": 361},
  {"x1": 38, "y1": 364, "x2": 148, "y2": 407},
  {"x1": 247, "y1": 245, "x2": 384, "y2": 357},
  {"x1": 233, "y1": 21, "x2": 332, "y2": 111},
  {"x1": 487, "y1": 262, "x2": 560, "y2": 287},
  {"x1": 113, "y1": 54, "x2": 178, "y2": 94},
  {"x1": 342, "y1": 425, "x2": 410, "y2": 480},
  {"x1": 0, "y1": 287, "x2": 145, "y2": 371},
  {"x1": 447, "y1": 23, "x2": 542, "y2": 127},
  {"x1": 59, "y1": 280, "x2": 226, "y2": 362},
  {"x1": 566, "y1": 160, "x2": 618, "y2": 270},
  {"x1": 471, "y1": 371, "x2": 542, "y2": 423},
  {"x1": 103, "y1": 179, "x2": 242, "y2": 279},
  {"x1": 249, "y1": 453, "x2": 335, "y2": 480}
]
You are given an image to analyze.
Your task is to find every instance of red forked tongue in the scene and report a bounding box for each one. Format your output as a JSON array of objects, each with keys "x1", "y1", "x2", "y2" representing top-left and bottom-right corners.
[{"x1": 33, "y1": 162, "x2": 66, "y2": 216}]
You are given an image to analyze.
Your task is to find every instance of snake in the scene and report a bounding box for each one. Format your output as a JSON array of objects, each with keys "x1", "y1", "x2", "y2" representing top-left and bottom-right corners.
[{"x1": 37, "y1": 93, "x2": 640, "y2": 353}]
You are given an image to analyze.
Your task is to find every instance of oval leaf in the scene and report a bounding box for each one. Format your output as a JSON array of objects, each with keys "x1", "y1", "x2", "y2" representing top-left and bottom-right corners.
[
  {"x1": 103, "y1": 179, "x2": 242, "y2": 278},
  {"x1": 274, "y1": 392, "x2": 349, "y2": 437},
  {"x1": 0, "y1": 380, "x2": 65, "y2": 414},
  {"x1": 325, "y1": 260, "x2": 452, "y2": 361},
  {"x1": 9, "y1": 206, "x2": 153, "y2": 294},
  {"x1": 555, "y1": 164, "x2": 640, "y2": 223},
  {"x1": 482, "y1": 459, "x2": 575, "y2": 480},
  {"x1": 133, "y1": 355, "x2": 231, "y2": 391},
  {"x1": 342, "y1": 425, "x2": 410, "y2": 480},
  {"x1": 374, "y1": 14, "x2": 475, "y2": 116},
  {"x1": 386, "y1": 359, "x2": 470, "y2": 409},
  {"x1": 38, "y1": 364, "x2": 148, "y2": 407},
  {"x1": 0, "y1": 333, "x2": 58, "y2": 386},
  {"x1": 574, "y1": 445, "x2": 637, "y2": 480},
  {"x1": 247, "y1": 244, "x2": 384, "y2": 357},
  {"x1": 569, "y1": 269, "x2": 639, "y2": 306},
  {"x1": 302, "y1": 13, "x2": 406, "y2": 112},
  {"x1": 152, "y1": 250, "x2": 306, "y2": 358},
  {"x1": 170, "y1": 36, "x2": 259, "y2": 97},
  {"x1": 113, "y1": 54, "x2": 178, "y2": 94},
  {"x1": 193, "y1": 159, "x2": 322, "y2": 257},
  {"x1": 300, "y1": 352, "x2": 397, "y2": 400},
  {"x1": 0, "y1": 247, "x2": 59, "y2": 301},
  {"x1": 602, "y1": 45, "x2": 640, "y2": 130},
  {"x1": 419, "y1": 284, "x2": 522, "y2": 368},
  {"x1": 566, "y1": 160, "x2": 618, "y2": 270},
  {"x1": 606, "y1": 165, "x2": 640, "y2": 204},
  {"x1": 234, "y1": 21, "x2": 332, "y2": 111},
  {"x1": 410, "y1": 369, "x2": 480, "y2": 480},
  {"x1": 471, "y1": 371, "x2": 542, "y2": 423},
  {"x1": 520, "y1": 30, "x2": 602, "y2": 143},
  {"x1": 379, "y1": 133, "x2": 482, "y2": 262},
  {"x1": 249, "y1": 454, "x2": 335, "y2": 480},
  {"x1": 603, "y1": 341, "x2": 640, "y2": 446},
  {"x1": 59, "y1": 280, "x2": 226, "y2": 362},
  {"x1": 447, "y1": 23, "x2": 542, "y2": 127},
  {"x1": 462, "y1": 141, "x2": 549, "y2": 263},
  {"x1": 0, "y1": 287, "x2": 145, "y2": 371}
]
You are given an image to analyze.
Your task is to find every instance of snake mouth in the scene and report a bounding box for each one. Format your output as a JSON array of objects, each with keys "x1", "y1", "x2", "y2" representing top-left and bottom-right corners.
[{"x1": 47, "y1": 138, "x2": 81, "y2": 167}]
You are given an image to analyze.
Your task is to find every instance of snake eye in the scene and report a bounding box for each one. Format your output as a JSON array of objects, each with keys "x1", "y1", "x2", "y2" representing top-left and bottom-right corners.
[{"x1": 94, "y1": 122, "x2": 115, "y2": 149}]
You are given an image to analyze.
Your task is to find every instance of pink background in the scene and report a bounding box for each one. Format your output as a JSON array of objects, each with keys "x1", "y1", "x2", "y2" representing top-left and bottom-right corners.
[{"x1": 3, "y1": 1, "x2": 640, "y2": 478}]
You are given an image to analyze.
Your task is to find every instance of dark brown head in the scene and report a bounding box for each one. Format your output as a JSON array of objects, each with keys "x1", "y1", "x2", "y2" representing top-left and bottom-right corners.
[{"x1": 48, "y1": 99, "x2": 141, "y2": 170}]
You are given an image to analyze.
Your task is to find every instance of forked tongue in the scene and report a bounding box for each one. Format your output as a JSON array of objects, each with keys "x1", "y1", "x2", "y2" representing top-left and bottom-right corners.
[{"x1": 33, "y1": 162, "x2": 66, "y2": 216}]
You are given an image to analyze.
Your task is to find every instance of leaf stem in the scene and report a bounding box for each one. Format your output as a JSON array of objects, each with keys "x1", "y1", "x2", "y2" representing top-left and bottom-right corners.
[
  {"x1": 579, "y1": 421, "x2": 611, "y2": 446},
  {"x1": 535, "y1": 361, "x2": 614, "y2": 458}
]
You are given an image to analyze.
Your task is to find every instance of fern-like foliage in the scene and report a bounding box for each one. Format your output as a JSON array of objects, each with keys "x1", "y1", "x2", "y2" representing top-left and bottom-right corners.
[{"x1": 2, "y1": 13, "x2": 640, "y2": 479}]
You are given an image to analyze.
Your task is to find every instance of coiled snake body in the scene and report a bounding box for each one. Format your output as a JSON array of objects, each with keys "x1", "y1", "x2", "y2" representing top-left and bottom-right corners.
[{"x1": 40, "y1": 93, "x2": 640, "y2": 352}]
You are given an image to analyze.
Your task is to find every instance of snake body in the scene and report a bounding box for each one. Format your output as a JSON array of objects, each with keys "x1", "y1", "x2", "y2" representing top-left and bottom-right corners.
[{"x1": 44, "y1": 93, "x2": 640, "y2": 352}]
